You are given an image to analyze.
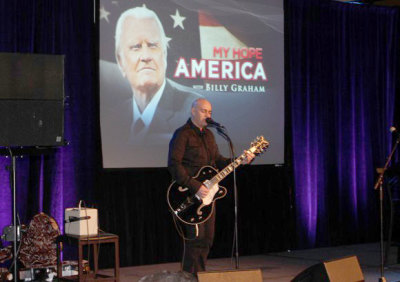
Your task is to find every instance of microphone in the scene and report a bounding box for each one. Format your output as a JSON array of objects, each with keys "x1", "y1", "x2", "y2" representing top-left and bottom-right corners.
[
  {"x1": 64, "y1": 216, "x2": 91, "y2": 223},
  {"x1": 206, "y1": 118, "x2": 225, "y2": 128}
]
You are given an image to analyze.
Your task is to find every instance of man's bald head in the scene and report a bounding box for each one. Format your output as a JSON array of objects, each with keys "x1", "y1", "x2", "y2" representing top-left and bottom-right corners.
[{"x1": 191, "y1": 99, "x2": 212, "y2": 129}]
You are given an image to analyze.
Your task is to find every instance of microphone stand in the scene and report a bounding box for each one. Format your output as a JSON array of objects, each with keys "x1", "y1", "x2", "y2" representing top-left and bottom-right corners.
[
  {"x1": 215, "y1": 126, "x2": 240, "y2": 269},
  {"x1": 374, "y1": 133, "x2": 400, "y2": 282},
  {"x1": 7, "y1": 148, "x2": 19, "y2": 282}
]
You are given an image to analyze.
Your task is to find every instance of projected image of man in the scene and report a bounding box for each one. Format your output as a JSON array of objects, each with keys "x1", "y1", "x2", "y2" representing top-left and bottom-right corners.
[{"x1": 114, "y1": 7, "x2": 201, "y2": 142}]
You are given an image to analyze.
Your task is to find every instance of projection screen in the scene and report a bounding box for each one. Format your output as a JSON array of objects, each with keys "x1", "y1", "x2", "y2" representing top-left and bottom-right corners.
[{"x1": 100, "y1": 0, "x2": 284, "y2": 168}]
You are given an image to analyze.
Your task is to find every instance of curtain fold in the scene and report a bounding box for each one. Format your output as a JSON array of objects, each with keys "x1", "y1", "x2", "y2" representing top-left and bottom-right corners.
[
  {"x1": 0, "y1": 0, "x2": 95, "y2": 234},
  {"x1": 287, "y1": 0, "x2": 399, "y2": 247}
]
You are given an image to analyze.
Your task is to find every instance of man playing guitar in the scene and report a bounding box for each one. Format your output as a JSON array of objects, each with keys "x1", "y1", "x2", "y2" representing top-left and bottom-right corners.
[{"x1": 167, "y1": 98, "x2": 255, "y2": 275}]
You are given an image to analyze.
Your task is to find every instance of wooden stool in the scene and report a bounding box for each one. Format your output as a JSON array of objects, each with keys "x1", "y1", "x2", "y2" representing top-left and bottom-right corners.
[{"x1": 57, "y1": 233, "x2": 119, "y2": 281}]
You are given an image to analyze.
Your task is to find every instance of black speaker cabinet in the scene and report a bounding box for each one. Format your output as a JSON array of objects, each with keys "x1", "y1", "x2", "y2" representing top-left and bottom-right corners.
[
  {"x1": 292, "y1": 255, "x2": 364, "y2": 282},
  {"x1": 197, "y1": 269, "x2": 262, "y2": 282},
  {"x1": 0, "y1": 100, "x2": 64, "y2": 146},
  {"x1": 0, "y1": 53, "x2": 64, "y2": 146}
]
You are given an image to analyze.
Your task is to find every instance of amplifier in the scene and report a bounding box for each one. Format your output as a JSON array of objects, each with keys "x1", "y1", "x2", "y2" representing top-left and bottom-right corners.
[{"x1": 64, "y1": 207, "x2": 98, "y2": 236}]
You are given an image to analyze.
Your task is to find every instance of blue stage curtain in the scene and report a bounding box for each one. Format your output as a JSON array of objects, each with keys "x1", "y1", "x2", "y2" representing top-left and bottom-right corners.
[
  {"x1": 0, "y1": 0, "x2": 96, "y2": 233},
  {"x1": 286, "y1": 0, "x2": 399, "y2": 248}
]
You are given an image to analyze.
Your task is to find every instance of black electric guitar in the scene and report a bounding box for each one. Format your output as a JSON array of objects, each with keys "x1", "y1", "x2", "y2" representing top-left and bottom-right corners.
[{"x1": 167, "y1": 136, "x2": 269, "y2": 225}]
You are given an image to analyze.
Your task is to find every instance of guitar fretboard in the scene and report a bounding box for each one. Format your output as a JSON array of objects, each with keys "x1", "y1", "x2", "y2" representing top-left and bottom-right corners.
[
  {"x1": 206, "y1": 136, "x2": 268, "y2": 187},
  {"x1": 209, "y1": 153, "x2": 247, "y2": 186}
]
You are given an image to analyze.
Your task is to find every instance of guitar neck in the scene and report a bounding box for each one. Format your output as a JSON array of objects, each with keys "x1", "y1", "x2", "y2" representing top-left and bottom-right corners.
[
  {"x1": 207, "y1": 136, "x2": 268, "y2": 186},
  {"x1": 209, "y1": 153, "x2": 247, "y2": 185}
]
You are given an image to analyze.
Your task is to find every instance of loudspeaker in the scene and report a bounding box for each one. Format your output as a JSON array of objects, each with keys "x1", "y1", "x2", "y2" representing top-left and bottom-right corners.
[
  {"x1": 0, "y1": 100, "x2": 64, "y2": 146},
  {"x1": 291, "y1": 255, "x2": 364, "y2": 282},
  {"x1": 197, "y1": 269, "x2": 262, "y2": 282},
  {"x1": 64, "y1": 207, "x2": 98, "y2": 236},
  {"x1": 0, "y1": 53, "x2": 64, "y2": 100},
  {"x1": 0, "y1": 53, "x2": 64, "y2": 146}
]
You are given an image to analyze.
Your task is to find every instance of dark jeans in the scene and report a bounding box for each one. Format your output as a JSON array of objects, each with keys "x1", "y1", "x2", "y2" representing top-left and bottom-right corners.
[{"x1": 182, "y1": 208, "x2": 216, "y2": 275}]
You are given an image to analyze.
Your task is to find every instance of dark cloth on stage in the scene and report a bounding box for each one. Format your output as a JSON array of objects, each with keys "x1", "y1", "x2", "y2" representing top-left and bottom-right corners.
[{"x1": 168, "y1": 119, "x2": 230, "y2": 274}]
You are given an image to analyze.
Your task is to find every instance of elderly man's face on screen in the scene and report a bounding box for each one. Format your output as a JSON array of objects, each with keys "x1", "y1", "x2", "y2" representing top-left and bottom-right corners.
[{"x1": 117, "y1": 16, "x2": 166, "y2": 94}]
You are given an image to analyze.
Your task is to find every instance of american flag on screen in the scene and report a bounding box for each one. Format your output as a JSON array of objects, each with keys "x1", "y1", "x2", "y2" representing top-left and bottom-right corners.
[{"x1": 99, "y1": 0, "x2": 269, "y2": 91}]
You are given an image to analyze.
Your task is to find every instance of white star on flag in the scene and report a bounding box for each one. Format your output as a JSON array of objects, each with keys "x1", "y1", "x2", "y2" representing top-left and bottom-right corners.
[
  {"x1": 99, "y1": 5, "x2": 110, "y2": 23},
  {"x1": 170, "y1": 9, "x2": 186, "y2": 30}
]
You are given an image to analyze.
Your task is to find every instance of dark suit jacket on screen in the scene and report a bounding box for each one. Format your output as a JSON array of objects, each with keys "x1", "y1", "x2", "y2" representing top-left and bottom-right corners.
[{"x1": 100, "y1": 60, "x2": 202, "y2": 146}]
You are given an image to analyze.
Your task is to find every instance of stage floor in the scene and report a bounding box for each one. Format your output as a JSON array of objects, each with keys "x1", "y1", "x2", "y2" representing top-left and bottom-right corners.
[{"x1": 99, "y1": 242, "x2": 400, "y2": 281}]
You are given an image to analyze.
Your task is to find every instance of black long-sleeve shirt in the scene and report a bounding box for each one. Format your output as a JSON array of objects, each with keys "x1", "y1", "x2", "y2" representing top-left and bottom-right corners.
[{"x1": 168, "y1": 119, "x2": 230, "y2": 194}]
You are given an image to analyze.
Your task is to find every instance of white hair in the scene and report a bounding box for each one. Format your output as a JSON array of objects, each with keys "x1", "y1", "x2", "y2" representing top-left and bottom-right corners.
[{"x1": 115, "y1": 7, "x2": 168, "y2": 58}]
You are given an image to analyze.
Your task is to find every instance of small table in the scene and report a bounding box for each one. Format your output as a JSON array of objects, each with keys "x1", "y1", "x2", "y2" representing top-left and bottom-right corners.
[{"x1": 57, "y1": 233, "x2": 119, "y2": 281}]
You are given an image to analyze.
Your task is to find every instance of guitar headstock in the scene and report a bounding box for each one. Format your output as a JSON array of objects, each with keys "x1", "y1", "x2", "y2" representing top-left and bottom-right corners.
[{"x1": 249, "y1": 136, "x2": 269, "y2": 155}]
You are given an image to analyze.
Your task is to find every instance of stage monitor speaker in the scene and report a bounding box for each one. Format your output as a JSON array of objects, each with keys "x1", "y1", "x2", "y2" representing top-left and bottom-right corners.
[
  {"x1": 0, "y1": 53, "x2": 64, "y2": 100},
  {"x1": 197, "y1": 268, "x2": 262, "y2": 282},
  {"x1": 0, "y1": 53, "x2": 64, "y2": 147},
  {"x1": 0, "y1": 100, "x2": 64, "y2": 146},
  {"x1": 291, "y1": 255, "x2": 364, "y2": 282}
]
